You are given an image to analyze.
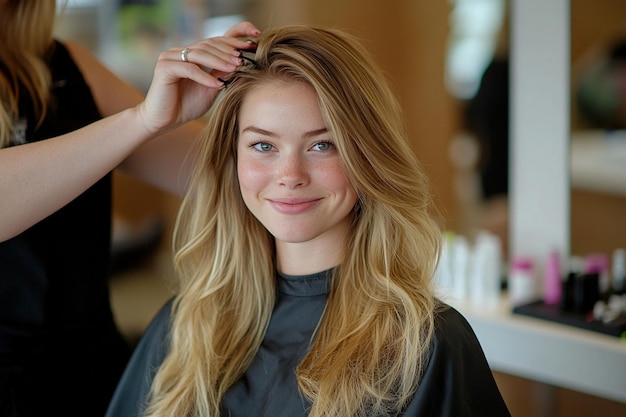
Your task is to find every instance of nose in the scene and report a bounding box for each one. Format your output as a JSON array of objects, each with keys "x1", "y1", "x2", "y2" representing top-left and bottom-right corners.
[{"x1": 277, "y1": 153, "x2": 309, "y2": 188}]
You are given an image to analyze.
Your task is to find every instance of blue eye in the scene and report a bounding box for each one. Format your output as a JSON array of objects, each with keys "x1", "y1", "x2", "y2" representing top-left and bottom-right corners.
[
  {"x1": 313, "y1": 142, "x2": 334, "y2": 151},
  {"x1": 253, "y1": 142, "x2": 273, "y2": 152}
]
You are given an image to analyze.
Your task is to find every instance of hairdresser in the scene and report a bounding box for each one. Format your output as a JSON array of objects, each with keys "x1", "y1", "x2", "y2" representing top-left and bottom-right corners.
[{"x1": 0, "y1": 1, "x2": 259, "y2": 416}]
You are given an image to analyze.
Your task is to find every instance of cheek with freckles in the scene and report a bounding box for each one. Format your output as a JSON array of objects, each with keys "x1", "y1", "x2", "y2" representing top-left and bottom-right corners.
[
  {"x1": 315, "y1": 164, "x2": 351, "y2": 190},
  {"x1": 237, "y1": 155, "x2": 268, "y2": 207}
]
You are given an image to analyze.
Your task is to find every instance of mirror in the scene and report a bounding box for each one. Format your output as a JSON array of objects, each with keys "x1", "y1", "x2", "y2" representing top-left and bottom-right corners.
[
  {"x1": 570, "y1": 0, "x2": 626, "y2": 257},
  {"x1": 450, "y1": 0, "x2": 626, "y2": 271}
]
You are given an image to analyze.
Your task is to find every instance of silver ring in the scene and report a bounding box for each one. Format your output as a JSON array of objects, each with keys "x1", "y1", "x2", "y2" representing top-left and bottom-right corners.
[{"x1": 181, "y1": 47, "x2": 191, "y2": 62}]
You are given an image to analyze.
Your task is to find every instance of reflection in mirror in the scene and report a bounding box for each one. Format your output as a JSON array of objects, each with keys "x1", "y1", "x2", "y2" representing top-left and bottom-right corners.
[
  {"x1": 570, "y1": 0, "x2": 626, "y2": 259},
  {"x1": 446, "y1": 0, "x2": 510, "y2": 258}
]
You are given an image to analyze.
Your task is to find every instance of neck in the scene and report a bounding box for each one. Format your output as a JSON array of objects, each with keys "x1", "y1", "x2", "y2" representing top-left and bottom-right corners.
[{"x1": 276, "y1": 233, "x2": 348, "y2": 276}]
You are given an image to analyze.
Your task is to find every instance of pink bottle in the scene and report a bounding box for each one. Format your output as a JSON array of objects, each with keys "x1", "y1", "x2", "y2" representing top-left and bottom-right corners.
[{"x1": 543, "y1": 250, "x2": 562, "y2": 305}]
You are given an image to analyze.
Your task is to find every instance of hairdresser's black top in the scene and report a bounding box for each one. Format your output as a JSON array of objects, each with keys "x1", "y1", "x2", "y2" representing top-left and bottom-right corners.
[
  {"x1": 0, "y1": 41, "x2": 130, "y2": 417},
  {"x1": 106, "y1": 270, "x2": 511, "y2": 417}
]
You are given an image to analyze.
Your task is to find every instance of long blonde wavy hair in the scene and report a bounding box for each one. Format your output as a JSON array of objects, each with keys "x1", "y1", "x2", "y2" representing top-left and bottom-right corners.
[
  {"x1": 0, "y1": 0, "x2": 59, "y2": 148},
  {"x1": 146, "y1": 25, "x2": 443, "y2": 417}
]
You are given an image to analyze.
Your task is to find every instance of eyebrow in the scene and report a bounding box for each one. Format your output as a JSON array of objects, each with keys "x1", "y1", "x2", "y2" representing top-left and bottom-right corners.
[{"x1": 240, "y1": 126, "x2": 329, "y2": 139}]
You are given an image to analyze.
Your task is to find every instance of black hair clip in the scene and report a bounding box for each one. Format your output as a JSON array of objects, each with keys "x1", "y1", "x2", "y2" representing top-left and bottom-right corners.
[
  {"x1": 218, "y1": 49, "x2": 260, "y2": 88},
  {"x1": 238, "y1": 49, "x2": 260, "y2": 67}
]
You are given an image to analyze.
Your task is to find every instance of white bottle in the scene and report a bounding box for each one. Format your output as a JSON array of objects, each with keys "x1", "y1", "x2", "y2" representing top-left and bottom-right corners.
[
  {"x1": 451, "y1": 236, "x2": 470, "y2": 300},
  {"x1": 509, "y1": 257, "x2": 536, "y2": 306},
  {"x1": 470, "y1": 231, "x2": 502, "y2": 309},
  {"x1": 433, "y1": 233, "x2": 454, "y2": 297}
]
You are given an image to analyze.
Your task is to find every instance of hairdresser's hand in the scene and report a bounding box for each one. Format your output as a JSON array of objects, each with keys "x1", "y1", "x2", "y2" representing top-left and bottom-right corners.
[{"x1": 137, "y1": 21, "x2": 260, "y2": 134}]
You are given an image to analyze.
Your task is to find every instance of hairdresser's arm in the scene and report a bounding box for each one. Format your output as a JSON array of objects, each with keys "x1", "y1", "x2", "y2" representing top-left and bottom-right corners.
[
  {"x1": 72, "y1": 21, "x2": 260, "y2": 195},
  {"x1": 66, "y1": 41, "x2": 202, "y2": 196},
  {"x1": 0, "y1": 24, "x2": 257, "y2": 242}
]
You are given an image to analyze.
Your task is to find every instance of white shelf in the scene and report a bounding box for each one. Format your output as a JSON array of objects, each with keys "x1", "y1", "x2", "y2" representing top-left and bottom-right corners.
[{"x1": 447, "y1": 295, "x2": 626, "y2": 404}]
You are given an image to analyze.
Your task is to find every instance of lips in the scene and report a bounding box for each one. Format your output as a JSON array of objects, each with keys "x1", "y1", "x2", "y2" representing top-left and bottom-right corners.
[{"x1": 268, "y1": 197, "x2": 322, "y2": 215}]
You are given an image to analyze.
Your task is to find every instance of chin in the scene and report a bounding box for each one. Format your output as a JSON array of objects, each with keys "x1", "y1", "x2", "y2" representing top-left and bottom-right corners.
[
  {"x1": 273, "y1": 235, "x2": 314, "y2": 244},
  {"x1": 270, "y1": 229, "x2": 318, "y2": 244}
]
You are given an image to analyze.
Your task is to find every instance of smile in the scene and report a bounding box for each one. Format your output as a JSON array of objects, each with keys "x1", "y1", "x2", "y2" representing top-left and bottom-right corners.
[{"x1": 268, "y1": 198, "x2": 322, "y2": 215}]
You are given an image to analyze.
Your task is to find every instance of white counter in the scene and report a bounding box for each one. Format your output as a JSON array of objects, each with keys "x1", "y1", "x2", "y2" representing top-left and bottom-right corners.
[{"x1": 448, "y1": 295, "x2": 626, "y2": 404}]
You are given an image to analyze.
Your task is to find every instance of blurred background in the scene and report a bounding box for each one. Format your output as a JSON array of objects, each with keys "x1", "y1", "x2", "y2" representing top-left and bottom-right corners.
[{"x1": 54, "y1": 1, "x2": 626, "y2": 416}]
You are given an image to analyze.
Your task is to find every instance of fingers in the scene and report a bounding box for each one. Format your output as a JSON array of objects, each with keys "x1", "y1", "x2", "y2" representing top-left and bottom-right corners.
[
  {"x1": 181, "y1": 44, "x2": 241, "y2": 70},
  {"x1": 155, "y1": 22, "x2": 260, "y2": 90},
  {"x1": 165, "y1": 19, "x2": 259, "y2": 68},
  {"x1": 162, "y1": 38, "x2": 246, "y2": 79},
  {"x1": 223, "y1": 21, "x2": 261, "y2": 39}
]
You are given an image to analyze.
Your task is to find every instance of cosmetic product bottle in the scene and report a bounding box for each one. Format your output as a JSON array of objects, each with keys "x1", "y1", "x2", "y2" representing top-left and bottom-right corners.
[
  {"x1": 434, "y1": 232, "x2": 454, "y2": 296},
  {"x1": 470, "y1": 231, "x2": 502, "y2": 308},
  {"x1": 585, "y1": 253, "x2": 610, "y2": 295},
  {"x1": 451, "y1": 236, "x2": 470, "y2": 300},
  {"x1": 612, "y1": 248, "x2": 625, "y2": 293},
  {"x1": 572, "y1": 272, "x2": 599, "y2": 314},
  {"x1": 544, "y1": 250, "x2": 562, "y2": 305},
  {"x1": 509, "y1": 257, "x2": 536, "y2": 306}
]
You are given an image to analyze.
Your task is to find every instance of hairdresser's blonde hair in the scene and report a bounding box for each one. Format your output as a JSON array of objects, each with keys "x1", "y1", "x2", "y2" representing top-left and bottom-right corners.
[
  {"x1": 0, "y1": 0, "x2": 58, "y2": 148},
  {"x1": 147, "y1": 25, "x2": 442, "y2": 417}
]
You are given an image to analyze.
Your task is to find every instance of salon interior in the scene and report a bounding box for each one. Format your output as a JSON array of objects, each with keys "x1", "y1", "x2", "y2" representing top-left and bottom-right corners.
[{"x1": 55, "y1": 0, "x2": 626, "y2": 416}]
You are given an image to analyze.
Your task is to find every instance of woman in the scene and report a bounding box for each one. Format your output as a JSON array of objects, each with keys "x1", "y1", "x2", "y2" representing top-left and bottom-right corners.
[
  {"x1": 106, "y1": 25, "x2": 511, "y2": 416},
  {"x1": 0, "y1": 1, "x2": 258, "y2": 416}
]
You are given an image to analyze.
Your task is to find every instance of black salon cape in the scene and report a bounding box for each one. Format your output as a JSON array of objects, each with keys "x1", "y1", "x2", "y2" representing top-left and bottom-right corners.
[{"x1": 106, "y1": 270, "x2": 511, "y2": 417}]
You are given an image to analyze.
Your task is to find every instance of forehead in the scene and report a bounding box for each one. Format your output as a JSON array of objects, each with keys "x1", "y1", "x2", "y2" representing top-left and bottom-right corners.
[
  {"x1": 241, "y1": 78, "x2": 315, "y2": 105},
  {"x1": 238, "y1": 80, "x2": 325, "y2": 130}
]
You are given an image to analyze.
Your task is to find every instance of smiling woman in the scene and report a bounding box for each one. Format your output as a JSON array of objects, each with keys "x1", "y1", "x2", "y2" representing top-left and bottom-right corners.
[
  {"x1": 105, "y1": 25, "x2": 511, "y2": 417},
  {"x1": 237, "y1": 80, "x2": 358, "y2": 274}
]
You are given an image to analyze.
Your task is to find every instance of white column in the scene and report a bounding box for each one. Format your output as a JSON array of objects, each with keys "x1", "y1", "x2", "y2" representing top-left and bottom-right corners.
[{"x1": 510, "y1": 0, "x2": 570, "y2": 275}]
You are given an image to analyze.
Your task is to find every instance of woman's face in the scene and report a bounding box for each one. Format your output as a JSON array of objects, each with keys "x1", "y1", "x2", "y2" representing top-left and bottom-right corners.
[{"x1": 237, "y1": 80, "x2": 358, "y2": 272}]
